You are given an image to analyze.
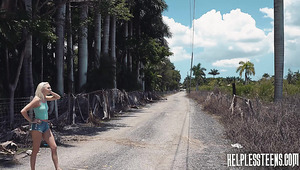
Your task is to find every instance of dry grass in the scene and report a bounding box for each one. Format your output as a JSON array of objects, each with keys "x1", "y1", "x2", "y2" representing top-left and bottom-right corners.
[{"x1": 188, "y1": 90, "x2": 300, "y2": 154}]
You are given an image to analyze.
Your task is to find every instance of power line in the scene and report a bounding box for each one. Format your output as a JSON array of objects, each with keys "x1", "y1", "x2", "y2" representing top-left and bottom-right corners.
[{"x1": 189, "y1": 0, "x2": 196, "y2": 93}]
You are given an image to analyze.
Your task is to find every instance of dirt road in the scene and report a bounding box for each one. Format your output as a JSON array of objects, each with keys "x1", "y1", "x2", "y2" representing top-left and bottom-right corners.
[{"x1": 4, "y1": 91, "x2": 231, "y2": 170}]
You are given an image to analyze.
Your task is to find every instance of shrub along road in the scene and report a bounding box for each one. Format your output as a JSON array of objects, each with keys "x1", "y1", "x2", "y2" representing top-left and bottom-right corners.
[{"x1": 7, "y1": 91, "x2": 231, "y2": 170}]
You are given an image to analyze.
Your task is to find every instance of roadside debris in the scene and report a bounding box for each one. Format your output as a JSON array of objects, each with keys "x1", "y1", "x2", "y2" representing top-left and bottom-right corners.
[
  {"x1": 0, "y1": 141, "x2": 18, "y2": 161},
  {"x1": 231, "y1": 143, "x2": 243, "y2": 149}
]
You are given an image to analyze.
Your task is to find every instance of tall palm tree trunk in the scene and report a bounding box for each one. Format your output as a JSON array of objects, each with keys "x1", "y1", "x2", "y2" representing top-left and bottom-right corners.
[
  {"x1": 40, "y1": 41, "x2": 44, "y2": 81},
  {"x1": 274, "y1": 0, "x2": 284, "y2": 102},
  {"x1": 94, "y1": 9, "x2": 102, "y2": 69},
  {"x1": 124, "y1": 21, "x2": 128, "y2": 70},
  {"x1": 55, "y1": 0, "x2": 66, "y2": 95},
  {"x1": 134, "y1": 17, "x2": 142, "y2": 89},
  {"x1": 128, "y1": 20, "x2": 133, "y2": 72},
  {"x1": 103, "y1": 15, "x2": 110, "y2": 60},
  {"x1": 102, "y1": 14, "x2": 111, "y2": 88},
  {"x1": 22, "y1": 0, "x2": 34, "y2": 97},
  {"x1": 78, "y1": 3, "x2": 88, "y2": 91},
  {"x1": 141, "y1": 62, "x2": 145, "y2": 91},
  {"x1": 110, "y1": 15, "x2": 117, "y2": 89},
  {"x1": 22, "y1": 35, "x2": 33, "y2": 96},
  {"x1": 66, "y1": 2, "x2": 74, "y2": 94}
]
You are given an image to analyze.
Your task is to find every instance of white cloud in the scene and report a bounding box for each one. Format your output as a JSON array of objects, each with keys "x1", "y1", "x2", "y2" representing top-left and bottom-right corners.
[
  {"x1": 212, "y1": 58, "x2": 250, "y2": 68},
  {"x1": 220, "y1": 69, "x2": 228, "y2": 73},
  {"x1": 285, "y1": 0, "x2": 300, "y2": 26},
  {"x1": 260, "y1": 7, "x2": 273, "y2": 19},
  {"x1": 259, "y1": 0, "x2": 300, "y2": 68},
  {"x1": 284, "y1": 0, "x2": 300, "y2": 68},
  {"x1": 162, "y1": 16, "x2": 193, "y2": 62},
  {"x1": 168, "y1": 46, "x2": 191, "y2": 62},
  {"x1": 197, "y1": 9, "x2": 271, "y2": 62},
  {"x1": 162, "y1": 16, "x2": 191, "y2": 48},
  {"x1": 163, "y1": 8, "x2": 270, "y2": 64},
  {"x1": 163, "y1": 0, "x2": 300, "y2": 70}
]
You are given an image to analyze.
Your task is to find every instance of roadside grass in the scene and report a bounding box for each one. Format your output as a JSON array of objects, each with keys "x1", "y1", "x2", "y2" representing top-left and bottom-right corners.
[
  {"x1": 188, "y1": 89, "x2": 300, "y2": 154},
  {"x1": 194, "y1": 79, "x2": 300, "y2": 102}
]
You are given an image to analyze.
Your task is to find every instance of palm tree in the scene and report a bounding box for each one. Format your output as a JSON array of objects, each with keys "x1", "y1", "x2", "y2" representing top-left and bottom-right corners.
[
  {"x1": 208, "y1": 69, "x2": 220, "y2": 78},
  {"x1": 106, "y1": 0, "x2": 132, "y2": 89},
  {"x1": 128, "y1": 21, "x2": 133, "y2": 72},
  {"x1": 22, "y1": 0, "x2": 34, "y2": 97},
  {"x1": 124, "y1": 21, "x2": 129, "y2": 70},
  {"x1": 78, "y1": 2, "x2": 88, "y2": 91},
  {"x1": 274, "y1": 0, "x2": 284, "y2": 102},
  {"x1": 236, "y1": 61, "x2": 255, "y2": 84},
  {"x1": 55, "y1": 0, "x2": 66, "y2": 95},
  {"x1": 262, "y1": 73, "x2": 270, "y2": 79},
  {"x1": 103, "y1": 14, "x2": 110, "y2": 60},
  {"x1": 129, "y1": 0, "x2": 170, "y2": 90},
  {"x1": 192, "y1": 63, "x2": 206, "y2": 90},
  {"x1": 66, "y1": 2, "x2": 74, "y2": 94},
  {"x1": 94, "y1": 1, "x2": 102, "y2": 69},
  {"x1": 110, "y1": 15, "x2": 117, "y2": 89}
]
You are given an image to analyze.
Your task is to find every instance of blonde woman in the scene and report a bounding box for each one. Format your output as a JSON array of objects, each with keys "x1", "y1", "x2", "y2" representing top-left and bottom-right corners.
[{"x1": 21, "y1": 82, "x2": 62, "y2": 170}]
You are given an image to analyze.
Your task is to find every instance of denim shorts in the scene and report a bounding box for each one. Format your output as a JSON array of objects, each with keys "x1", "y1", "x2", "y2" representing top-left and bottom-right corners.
[{"x1": 30, "y1": 121, "x2": 50, "y2": 133}]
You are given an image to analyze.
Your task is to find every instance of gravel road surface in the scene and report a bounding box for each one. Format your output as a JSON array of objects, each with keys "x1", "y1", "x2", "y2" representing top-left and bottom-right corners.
[{"x1": 3, "y1": 91, "x2": 232, "y2": 170}]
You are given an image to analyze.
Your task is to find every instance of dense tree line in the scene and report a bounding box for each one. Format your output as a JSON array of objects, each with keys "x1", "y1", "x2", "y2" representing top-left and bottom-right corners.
[
  {"x1": 0, "y1": 0, "x2": 180, "y2": 99},
  {"x1": 0, "y1": 0, "x2": 180, "y2": 126}
]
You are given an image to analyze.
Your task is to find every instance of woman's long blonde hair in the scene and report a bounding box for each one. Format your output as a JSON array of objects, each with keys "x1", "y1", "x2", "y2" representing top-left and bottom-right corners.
[{"x1": 35, "y1": 82, "x2": 49, "y2": 101}]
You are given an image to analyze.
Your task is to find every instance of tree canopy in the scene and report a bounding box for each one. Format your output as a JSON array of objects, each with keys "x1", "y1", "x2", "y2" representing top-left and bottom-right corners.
[
  {"x1": 236, "y1": 61, "x2": 255, "y2": 84},
  {"x1": 0, "y1": 0, "x2": 180, "y2": 99},
  {"x1": 208, "y1": 69, "x2": 220, "y2": 78}
]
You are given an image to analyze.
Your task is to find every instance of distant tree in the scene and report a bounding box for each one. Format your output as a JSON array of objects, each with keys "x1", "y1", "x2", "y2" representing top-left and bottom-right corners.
[
  {"x1": 294, "y1": 70, "x2": 300, "y2": 83},
  {"x1": 182, "y1": 75, "x2": 192, "y2": 89},
  {"x1": 224, "y1": 76, "x2": 243, "y2": 84},
  {"x1": 262, "y1": 73, "x2": 270, "y2": 79},
  {"x1": 192, "y1": 63, "x2": 206, "y2": 90},
  {"x1": 236, "y1": 61, "x2": 255, "y2": 84},
  {"x1": 287, "y1": 69, "x2": 300, "y2": 84},
  {"x1": 287, "y1": 69, "x2": 293, "y2": 84},
  {"x1": 208, "y1": 69, "x2": 220, "y2": 78}
]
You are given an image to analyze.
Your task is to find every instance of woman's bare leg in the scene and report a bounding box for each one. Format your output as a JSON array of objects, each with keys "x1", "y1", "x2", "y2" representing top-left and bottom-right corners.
[
  {"x1": 31, "y1": 131, "x2": 42, "y2": 170},
  {"x1": 43, "y1": 129, "x2": 61, "y2": 170}
]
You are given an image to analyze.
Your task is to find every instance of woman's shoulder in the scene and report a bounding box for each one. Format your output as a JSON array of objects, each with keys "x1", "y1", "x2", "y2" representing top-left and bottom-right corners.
[
  {"x1": 33, "y1": 96, "x2": 41, "y2": 102},
  {"x1": 31, "y1": 96, "x2": 42, "y2": 107}
]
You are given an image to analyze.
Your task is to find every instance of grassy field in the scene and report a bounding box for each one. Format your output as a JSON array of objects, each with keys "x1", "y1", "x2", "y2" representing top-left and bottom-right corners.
[{"x1": 188, "y1": 86, "x2": 300, "y2": 154}]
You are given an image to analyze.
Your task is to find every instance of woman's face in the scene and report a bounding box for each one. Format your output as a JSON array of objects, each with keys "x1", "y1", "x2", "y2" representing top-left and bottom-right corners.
[{"x1": 43, "y1": 83, "x2": 52, "y2": 95}]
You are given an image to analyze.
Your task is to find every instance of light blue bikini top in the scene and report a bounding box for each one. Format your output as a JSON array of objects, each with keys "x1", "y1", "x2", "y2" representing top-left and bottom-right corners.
[{"x1": 33, "y1": 102, "x2": 48, "y2": 120}]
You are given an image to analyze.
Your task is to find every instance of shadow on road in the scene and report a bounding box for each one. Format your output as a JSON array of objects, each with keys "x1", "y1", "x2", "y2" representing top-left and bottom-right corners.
[{"x1": 59, "y1": 121, "x2": 130, "y2": 137}]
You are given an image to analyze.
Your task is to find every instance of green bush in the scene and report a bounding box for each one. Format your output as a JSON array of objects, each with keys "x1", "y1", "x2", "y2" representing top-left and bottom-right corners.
[
  {"x1": 197, "y1": 85, "x2": 213, "y2": 91},
  {"x1": 284, "y1": 82, "x2": 300, "y2": 96},
  {"x1": 236, "y1": 84, "x2": 254, "y2": 97},
  {"x1": 256, "y1": 80, "x2": 274, "y2": 102},
  {"x1": 192, "y1": 78, "x2": 300, "y2": 101}
]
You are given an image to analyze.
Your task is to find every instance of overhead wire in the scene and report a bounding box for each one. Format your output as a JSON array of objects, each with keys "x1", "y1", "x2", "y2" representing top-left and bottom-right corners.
[{"x1": 189, "y1": 0, "x2": 196, "y2": 93}]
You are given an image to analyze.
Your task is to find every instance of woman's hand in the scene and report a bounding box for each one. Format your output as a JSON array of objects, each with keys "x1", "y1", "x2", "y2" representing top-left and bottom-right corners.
[
  {"x1": 31, "y1": 119, "x2": 42, "y2": 124},
  {"x1": 46, "y1": 91, "x2": 61, "y2": 101},
  {"x1": 20, "y1": 97, "x2": 40, "y2": 123}
]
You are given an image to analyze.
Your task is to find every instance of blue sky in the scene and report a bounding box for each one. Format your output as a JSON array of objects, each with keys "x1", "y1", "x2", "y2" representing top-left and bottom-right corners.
[{"x1": 162, "y1": 0, "x2": 300, "y2": 82}]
